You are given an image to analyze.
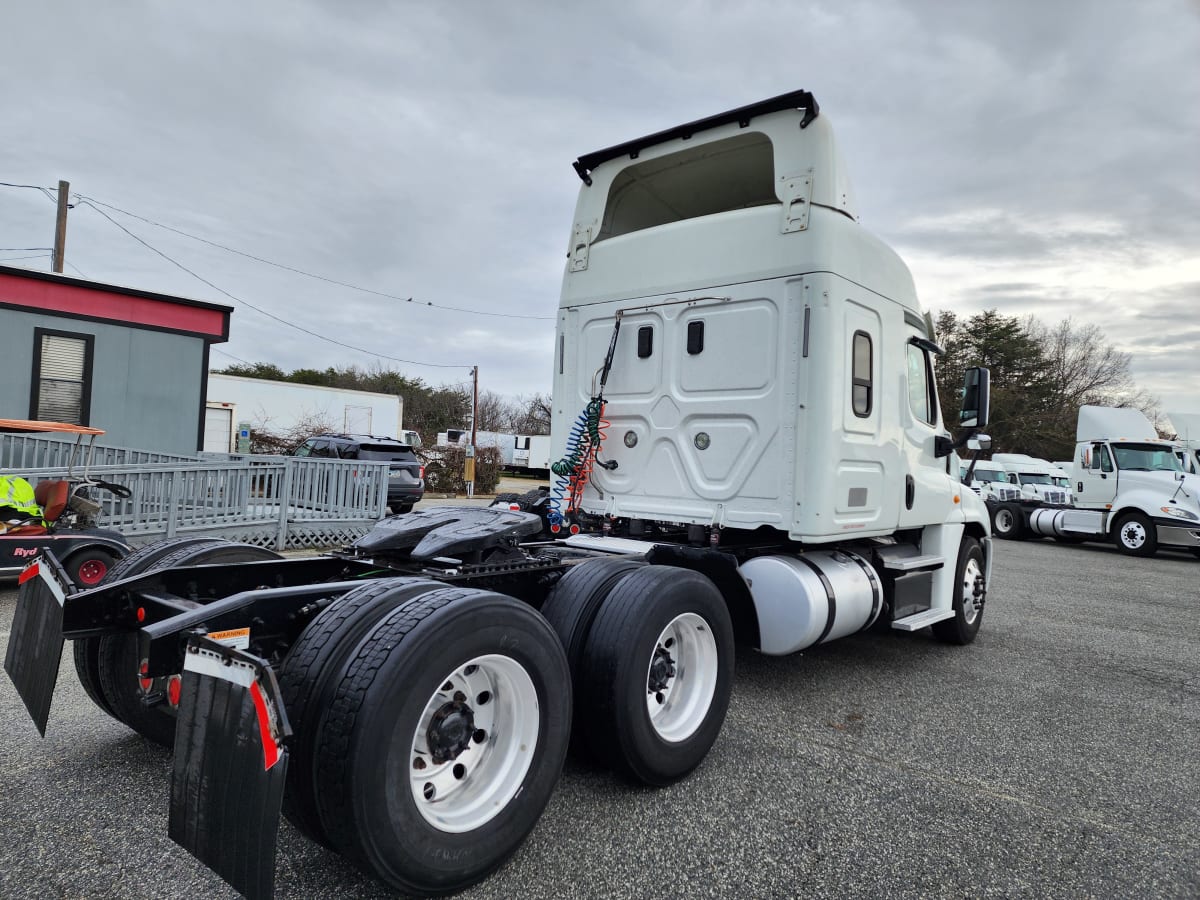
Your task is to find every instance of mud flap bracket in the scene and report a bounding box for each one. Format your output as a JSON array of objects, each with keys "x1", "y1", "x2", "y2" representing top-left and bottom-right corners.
[{"x1": 168, "y1": 636, "x2": 291, "y2": 900}]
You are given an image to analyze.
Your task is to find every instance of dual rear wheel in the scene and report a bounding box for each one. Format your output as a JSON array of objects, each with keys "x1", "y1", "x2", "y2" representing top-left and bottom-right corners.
[
  {"x1": 541, "y1": 560, "x2": 735, "y2": 786},
  {"x1": 282, "y1": 583, "x2": 571, "y2": 895}
]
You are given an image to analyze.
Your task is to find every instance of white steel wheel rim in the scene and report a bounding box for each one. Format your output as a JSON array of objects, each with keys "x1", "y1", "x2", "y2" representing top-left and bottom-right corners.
[
  {"x1": 645, "y1": 612, "x2": 718, "y2": 743},
  {"x1": 960, "y1": 557, "x2": 984, "y2": 625},
  {"x1": 1120, "y1": 520, "x2": 1147, "y2": 549},
  {"x1": 995, "y1": 509, "x2": 1013, "y2": 532},
  {"x1": 409, "y1": 654, "x2": 539, "y2": 833}
]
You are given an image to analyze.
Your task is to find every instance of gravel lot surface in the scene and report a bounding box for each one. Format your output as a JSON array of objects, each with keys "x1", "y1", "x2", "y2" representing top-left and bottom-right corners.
[{"x1": 1, "y1": 538, "x2": 1197, "y2": 899}]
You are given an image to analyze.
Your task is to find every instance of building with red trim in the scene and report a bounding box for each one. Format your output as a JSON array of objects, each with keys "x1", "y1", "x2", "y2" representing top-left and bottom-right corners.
[{"x1": 0, "y1": 264, "x2": 232, "y2": 454}]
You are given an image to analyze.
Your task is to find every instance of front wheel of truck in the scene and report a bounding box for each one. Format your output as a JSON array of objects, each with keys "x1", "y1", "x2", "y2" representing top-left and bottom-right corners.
[
  {"x1": 991, "y1": 503, "x2": 1023, "y2": 540},
  {"x1": 313, "y1": 588, "x2": 571, "y2": 895},
  {"x1": 1112, "y1": 511, "x2": 1157, "y2": 557},
  {"x1": 932, "y1": 537, "x2": 986, "y2": 645}
]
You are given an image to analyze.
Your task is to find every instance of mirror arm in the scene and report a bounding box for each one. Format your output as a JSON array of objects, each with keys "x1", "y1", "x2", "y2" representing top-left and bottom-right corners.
[
  {"x1": 935, "y1": 427, "x2": 978, "y2": 459},
  {"x1": 962, "y1": 440, "x2": 986, "y2": 484}
]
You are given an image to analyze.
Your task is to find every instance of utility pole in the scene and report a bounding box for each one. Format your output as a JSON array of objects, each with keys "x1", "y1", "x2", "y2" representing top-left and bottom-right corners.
[
  {"x1": 466, "y1": 365, "x2": 479, "y2": 497},
  {"x1": 52, "y1": 180, "x2": 70, "y2": 274},
  {"x1": 471, "y1": 366, "x2": 479, "y2": 450}
]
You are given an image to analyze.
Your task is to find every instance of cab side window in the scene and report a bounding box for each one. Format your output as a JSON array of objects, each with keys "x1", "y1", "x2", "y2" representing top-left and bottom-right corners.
[
  {"x1": 1091, "y1": 443, "x2": 1113, "y2": 473},
  {"x1": 905, "y1": 343, "x2": 937, "y2": 426},
  {"x1": 851, "y1": 331, "x2": 872, "y2": 417}
]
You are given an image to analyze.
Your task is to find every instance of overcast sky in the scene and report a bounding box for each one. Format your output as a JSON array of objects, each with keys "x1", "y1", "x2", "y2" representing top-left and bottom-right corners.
[{"x1": 2, "y1": 1, "x2": 1197, "y2": 423}]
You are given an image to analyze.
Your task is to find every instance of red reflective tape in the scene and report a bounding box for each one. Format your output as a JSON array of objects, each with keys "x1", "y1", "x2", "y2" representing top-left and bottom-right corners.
[
  {"x1": 18, "y1": 562, "x2": 40, "y2": 584},
  {"x1": 249, "y1": 680, "x2": 281, "y2": 771}
]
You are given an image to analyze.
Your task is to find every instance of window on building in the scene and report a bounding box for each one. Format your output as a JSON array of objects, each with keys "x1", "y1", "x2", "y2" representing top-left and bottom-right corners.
[
  {"x1": 851, "y1": 331, "x2": 872, "y2": 417},
  {"x1": 30, "y1": 328, "x2": 93, "y2": 424}
]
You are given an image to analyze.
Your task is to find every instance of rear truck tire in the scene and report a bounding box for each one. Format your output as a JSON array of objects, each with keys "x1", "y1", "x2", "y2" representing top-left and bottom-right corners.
[
  {"x1": 577, "y1": 566, "x2": 734, "y2": 786},
  {"x1": 313, "y1": 588, "x2": 571, "y2": 895},
  {"x1": 1112, "y1": 511, "x2": 1157, "y2": 557},
  {"x1": 539, "y1": 557, "x2": 645, "y2": 754},
  {"x1": 278, "y1": 577, "x2": 445, "y2": 846},
  {"x1": 64, "y1": 548, "x2": 117, "y2": 589},
  {"x1": 73, "y1": 537, "x2": 226, "y2": 721},
  {"x1": 396, "y1": 503, "x2": 415, "y2": 514},
  {"x1": 98, "y1": 540, "x2": 280, "y2": 747},
  {"x1": 932, "y1": 537, "x2": 987, "y2": 645},
  {"x1": 991, "y1": 503, "x2": 1023, "y2": 540}
]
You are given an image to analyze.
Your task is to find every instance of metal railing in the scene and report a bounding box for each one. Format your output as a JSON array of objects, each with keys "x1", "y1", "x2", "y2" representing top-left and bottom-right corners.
[
  {"x1": 0, "y1": 432, "x2": 199, "y2": 470},
  {"x1": 7, "y1": 456, "x2": 389, "y2": 550}
]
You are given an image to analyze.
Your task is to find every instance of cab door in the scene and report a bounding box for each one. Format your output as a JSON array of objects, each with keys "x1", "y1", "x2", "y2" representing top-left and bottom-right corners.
[
  {"x1": 897, "y1": 334, "x2": 955, "y2": 528},
  {"x1": 1076, "y1": 442, "x2": 1118, "y2": 507}
]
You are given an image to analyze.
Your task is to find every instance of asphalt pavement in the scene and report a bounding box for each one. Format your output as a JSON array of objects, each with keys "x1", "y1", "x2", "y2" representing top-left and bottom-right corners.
[{"x1": 1, "y1": 538, "x2": 1197, "y2": 899}]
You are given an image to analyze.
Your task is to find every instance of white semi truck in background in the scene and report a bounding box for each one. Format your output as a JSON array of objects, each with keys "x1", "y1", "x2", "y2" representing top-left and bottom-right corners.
[
  {"x1": 989, "y1": 406, "x2": 1200, "y2": 557},
  {"x1": 7, "y1": 90, "x2": 997, "y2": 900},
  {"x1": 962, "y1": 462, "x2": 1021, "y2": 503},
  {"x1": 991, "y1": 453, "x2": 1072, "y2": 504}
]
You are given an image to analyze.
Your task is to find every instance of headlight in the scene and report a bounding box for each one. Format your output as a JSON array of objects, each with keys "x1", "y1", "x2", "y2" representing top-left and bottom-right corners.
[{"x1": 1160, "y1": 506, "x2": 1200, "y2": 521}]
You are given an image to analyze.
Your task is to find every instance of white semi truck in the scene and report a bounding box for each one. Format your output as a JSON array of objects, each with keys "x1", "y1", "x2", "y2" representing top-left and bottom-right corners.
[
  {"x1": 963, "y1": 462, "x2": 1021, "y2": 503},
  {"x1": 990, "y1": 406, "x2": 1200, "y2": 557},
  {"x1": 6, "y1": 90, "x2": 996, "y2": 900},
  {"x1": 990, "y1": 453, "x2": 1072, "y2": 504}
]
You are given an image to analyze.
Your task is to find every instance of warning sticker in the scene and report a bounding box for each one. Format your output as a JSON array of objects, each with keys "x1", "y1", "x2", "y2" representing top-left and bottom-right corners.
[{"x1": 207, "y1": 627, "x2": 251, "y2": 650}]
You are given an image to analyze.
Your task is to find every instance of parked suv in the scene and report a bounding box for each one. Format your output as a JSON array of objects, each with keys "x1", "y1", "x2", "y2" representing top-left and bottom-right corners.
[{"x1": 294, "y1": 434, "x2": 424, "y2": 513}]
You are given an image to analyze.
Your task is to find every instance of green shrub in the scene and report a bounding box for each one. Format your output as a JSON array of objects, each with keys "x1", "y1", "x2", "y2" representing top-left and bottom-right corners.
[{"x1": 420, "y1": 445, "x2": 502, "y2": 494}]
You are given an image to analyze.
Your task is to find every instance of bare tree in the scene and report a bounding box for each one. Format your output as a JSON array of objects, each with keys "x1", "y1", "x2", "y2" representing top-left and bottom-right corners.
[{"x1": 508, "y1": 393, "x2": 552, "y2": 435}]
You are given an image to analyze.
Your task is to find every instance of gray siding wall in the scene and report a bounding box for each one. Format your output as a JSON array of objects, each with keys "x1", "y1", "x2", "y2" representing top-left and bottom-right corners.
[{"x1": 0, "y1": 308, "x2": 205, "y2": 454}]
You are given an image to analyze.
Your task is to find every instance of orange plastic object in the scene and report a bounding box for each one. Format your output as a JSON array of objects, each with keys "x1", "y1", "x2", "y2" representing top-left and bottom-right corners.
[{"x1": 0, "y1": 418, "x2": 105, "y2": 435}]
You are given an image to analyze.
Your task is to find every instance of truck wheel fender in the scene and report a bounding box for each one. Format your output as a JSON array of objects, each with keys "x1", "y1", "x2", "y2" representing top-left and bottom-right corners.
[{"x1": 644, "y1": 544, "x2": 758, "y2": 648}]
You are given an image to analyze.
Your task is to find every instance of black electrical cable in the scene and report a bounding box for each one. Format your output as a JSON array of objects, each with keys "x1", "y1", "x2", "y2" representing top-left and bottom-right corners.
[
  {"x1": 76, "y1": 194, "x2": 556, "y2": 321},
  {"x1": 79, "y1": 200, "x2": 473, "y2": 371}
]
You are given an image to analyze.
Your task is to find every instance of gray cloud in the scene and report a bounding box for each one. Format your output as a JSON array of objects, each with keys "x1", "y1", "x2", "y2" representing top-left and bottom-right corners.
[{"x1": 1, "y1": 0, "x2": 1197, "y2": 412}]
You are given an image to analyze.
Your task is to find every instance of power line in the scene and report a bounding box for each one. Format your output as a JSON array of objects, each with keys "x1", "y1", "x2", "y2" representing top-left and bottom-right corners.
[
  {"x1": 0, "y1": 182, "x2": 57, "y2": 203},
  {"x1": 211, "y1": 347, "x2": 253, "y2": 365},
  {"x1": 0, "y1": 246, "x2": 53, "y2": 251},
  {"x1": 76, "y1": 194, "x2": 556, "y2": 321},
  {"x1": 78, "y1": 200, "x2": 473, "y2": 371},
  {"x1": 0, "y1": 253, "x2": 50, "y2": 263}
]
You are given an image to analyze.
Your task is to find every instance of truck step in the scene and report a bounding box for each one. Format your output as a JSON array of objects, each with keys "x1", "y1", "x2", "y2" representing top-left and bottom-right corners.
[
  {"x1": 879, "y1": 554, "x2": 944, "y2": 573},
  {"x1": 891, "y1": 608, "x2": 956, "y2": 631}
]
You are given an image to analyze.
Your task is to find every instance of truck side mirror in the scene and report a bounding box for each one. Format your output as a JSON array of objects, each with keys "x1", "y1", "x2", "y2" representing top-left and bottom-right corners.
[
  {"x1": 967, "y1": 434, "x2": 992, "y2": 452},
  {"x1": 959, "y1": 367, "x2": 991, "y2": 429}
]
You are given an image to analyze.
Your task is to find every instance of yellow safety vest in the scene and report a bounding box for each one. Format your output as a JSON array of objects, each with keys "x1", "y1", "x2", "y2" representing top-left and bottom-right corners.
[{"x1": 0, "y1": 475, "x2": 43, "y2": 522}]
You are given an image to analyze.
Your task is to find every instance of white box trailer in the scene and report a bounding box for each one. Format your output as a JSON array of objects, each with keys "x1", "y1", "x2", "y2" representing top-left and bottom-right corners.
[{"x1": 204, "y1": 373, "x2": 405, "y2": 451}]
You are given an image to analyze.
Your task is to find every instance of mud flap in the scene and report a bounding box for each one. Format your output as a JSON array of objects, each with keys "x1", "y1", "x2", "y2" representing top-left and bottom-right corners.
[
  {"x1": 169, "y1": 637, "x2": 291, "y2": 900},
  {"x1": 3, "y1": 558, "x2": 70, "y2": 736}
]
